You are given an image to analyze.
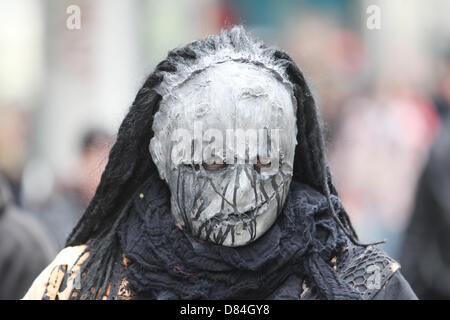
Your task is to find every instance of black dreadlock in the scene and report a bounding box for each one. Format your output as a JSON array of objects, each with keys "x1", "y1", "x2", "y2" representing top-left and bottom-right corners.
[{"x1": 65, "y1": 26, "x2": 360, "y2": 299}]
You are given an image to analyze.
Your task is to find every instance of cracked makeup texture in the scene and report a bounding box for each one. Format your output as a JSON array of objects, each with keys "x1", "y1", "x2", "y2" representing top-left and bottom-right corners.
[{"x1": 150, "y1": 61, "x2": 298, "y2": 246}]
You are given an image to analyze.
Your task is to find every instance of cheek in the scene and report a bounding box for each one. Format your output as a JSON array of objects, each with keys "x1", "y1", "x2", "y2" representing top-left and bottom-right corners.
[
  {"x1": 166, "y1": 167, "x2": 233, "y2": 220},
  {"x1": 188, "y1": 169, "x2": 241, "y2": 220},
  {"x1": 259, "y1": 172, "x2": 292, "y2": 210}
]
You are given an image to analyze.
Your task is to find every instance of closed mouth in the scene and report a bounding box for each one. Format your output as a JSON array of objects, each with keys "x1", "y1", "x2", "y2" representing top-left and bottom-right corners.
[{"x1": 219, "y1": 203, "x2": 265, "y2": 224}]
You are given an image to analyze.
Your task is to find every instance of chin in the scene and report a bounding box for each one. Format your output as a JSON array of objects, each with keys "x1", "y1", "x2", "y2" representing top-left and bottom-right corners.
[{"x1": 190, "y1": 199, "x2": 280, "y2": 247}]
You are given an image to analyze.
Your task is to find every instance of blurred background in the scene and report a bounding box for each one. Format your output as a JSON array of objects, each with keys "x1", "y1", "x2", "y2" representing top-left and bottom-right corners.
[{"x1": 1, "y1": 0, "x2": 450, "y2": 299}]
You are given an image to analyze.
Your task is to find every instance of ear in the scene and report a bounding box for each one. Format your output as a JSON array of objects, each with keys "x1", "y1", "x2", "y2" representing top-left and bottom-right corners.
[{"x1": 149, "y1": 137, "x2": 166, "y2": 181}]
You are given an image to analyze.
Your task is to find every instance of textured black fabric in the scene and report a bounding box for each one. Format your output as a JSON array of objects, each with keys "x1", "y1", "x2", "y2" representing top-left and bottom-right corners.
[{"x1": 118, "y1": 174, "x2": 363, "y2": 300}]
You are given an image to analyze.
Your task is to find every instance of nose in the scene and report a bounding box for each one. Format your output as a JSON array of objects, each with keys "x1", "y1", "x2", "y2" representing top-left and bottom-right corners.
[{"x1": 231, "y1": 165, "x2": 259, "y2": 213}]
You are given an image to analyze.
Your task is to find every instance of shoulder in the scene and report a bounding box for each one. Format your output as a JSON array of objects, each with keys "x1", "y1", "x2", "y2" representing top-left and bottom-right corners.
[
  {"x1": 334, "y1": 244, "x2": 417, "y2": 299},
  {"x1": 22, "y1": 245, "x2": 89, "y2": 300}
]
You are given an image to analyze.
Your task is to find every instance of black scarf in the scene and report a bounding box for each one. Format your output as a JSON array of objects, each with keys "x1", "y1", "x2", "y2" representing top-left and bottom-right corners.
[{"x1": 118, "y1": 175, "x2": 362, "y2": 300}]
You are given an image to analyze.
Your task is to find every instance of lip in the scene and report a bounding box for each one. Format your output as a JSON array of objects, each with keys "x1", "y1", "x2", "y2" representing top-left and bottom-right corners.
[
  {"x1": 211, "y1": 201, "x2": 268, "y2": 225},
  {"x1": 194, "y1": 204, "x2": 266, "y2": 246}
]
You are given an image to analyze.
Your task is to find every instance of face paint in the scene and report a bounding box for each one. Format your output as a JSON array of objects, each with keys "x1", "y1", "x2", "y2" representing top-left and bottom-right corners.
[{"x1": 150, "y1": 61, "x2": 297, "y2": 246}]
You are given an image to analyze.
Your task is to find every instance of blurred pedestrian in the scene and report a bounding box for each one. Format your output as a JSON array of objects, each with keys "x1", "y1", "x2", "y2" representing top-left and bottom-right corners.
[
  {"x1": 24, "y1": 129, "x2": 113, "y2": 250},
  {"x1": 401, "y1": 105, "x2": 450, "y2": 299},
  {"x1": 395, "y1": 53, "x2": 450, "y2": 298},
  {"x1": 0, "y1": 174, "x2": 56, "y2": 299}
]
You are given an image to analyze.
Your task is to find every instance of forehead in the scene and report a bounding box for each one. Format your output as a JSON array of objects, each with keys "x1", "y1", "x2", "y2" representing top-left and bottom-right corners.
[{"x1": 161, "y1": 61, "x2": 297, "y2": 131}]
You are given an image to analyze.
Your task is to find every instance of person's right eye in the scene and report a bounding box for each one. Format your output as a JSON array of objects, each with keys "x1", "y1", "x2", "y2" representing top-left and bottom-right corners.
[{"x1": 202, "y1": 162, "x2": 227, "y2": 171}]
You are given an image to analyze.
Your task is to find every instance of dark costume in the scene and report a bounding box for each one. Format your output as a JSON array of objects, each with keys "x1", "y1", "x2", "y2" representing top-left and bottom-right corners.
[{"x1": 24, "y1": 26, "x2": 416, "y2": 300}]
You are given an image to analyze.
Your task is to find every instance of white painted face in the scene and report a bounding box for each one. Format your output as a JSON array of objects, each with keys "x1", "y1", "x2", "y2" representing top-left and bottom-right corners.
[{"x1": 150, "y1": 61, "x2": 297, "y2": 246}]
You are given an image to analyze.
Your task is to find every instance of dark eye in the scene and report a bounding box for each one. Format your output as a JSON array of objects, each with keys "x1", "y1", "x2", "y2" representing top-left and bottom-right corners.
[
  {"x1": 254, "y1": 157, "x2": 271, "y2": 173},
  {"x1": 202, "y1": 162, "x2": 227, "y2": 171}
]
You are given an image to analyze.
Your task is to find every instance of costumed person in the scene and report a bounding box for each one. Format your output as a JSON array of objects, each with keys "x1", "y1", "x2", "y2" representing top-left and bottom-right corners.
[{"x1": 24, "y1": 26, "x2": 416, "y2": 300}]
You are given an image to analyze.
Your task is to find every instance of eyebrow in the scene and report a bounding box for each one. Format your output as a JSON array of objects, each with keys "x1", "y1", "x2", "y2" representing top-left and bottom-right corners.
[{"x1": 239, "y1": 87, "x2": 269, "y2": 99}]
